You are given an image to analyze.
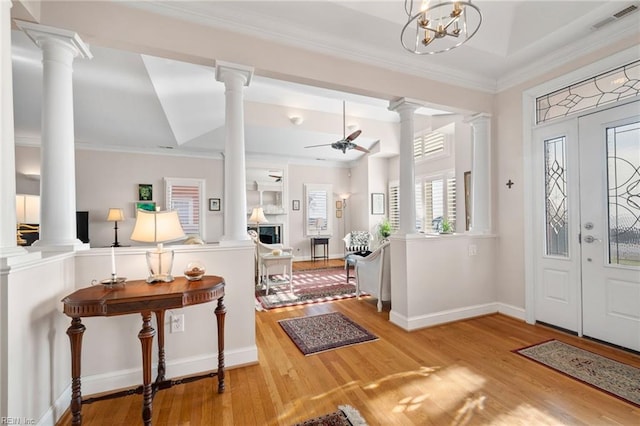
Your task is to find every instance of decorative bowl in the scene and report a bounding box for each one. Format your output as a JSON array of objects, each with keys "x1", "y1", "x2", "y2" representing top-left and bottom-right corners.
[{"x1": 184, "y1": 261, "x2": 205, "y2": 281}]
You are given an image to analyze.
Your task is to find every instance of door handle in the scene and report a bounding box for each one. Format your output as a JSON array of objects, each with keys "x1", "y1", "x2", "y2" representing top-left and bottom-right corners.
[{"x1": 583, "y1": 235, "x2": 601, "y2": 243}]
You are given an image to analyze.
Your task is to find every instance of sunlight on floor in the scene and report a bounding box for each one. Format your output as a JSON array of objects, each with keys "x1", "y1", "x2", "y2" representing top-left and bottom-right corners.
[{"x1": 488, "y1": 403, "x2": 567, "y2": 425}]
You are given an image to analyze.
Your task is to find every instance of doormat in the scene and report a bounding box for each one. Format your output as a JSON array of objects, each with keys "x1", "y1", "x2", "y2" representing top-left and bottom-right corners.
[
  {"x1": 279, "y1": 312, "x2": 378, "y2": 356},
  {"x1": 514, "y1": 339, "x2": 640, "y2": 407},
  {"x1": 294, "y1": 404, "x2": 368, "y2": 426},
  {"x1": 256, "y1": 269, "x2": 363, "y2": 310}
]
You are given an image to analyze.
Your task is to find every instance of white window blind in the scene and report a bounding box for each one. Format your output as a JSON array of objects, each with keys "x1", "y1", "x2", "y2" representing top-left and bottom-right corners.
[
  {"x1": 388, "y1": 183, "x2": 400, "y2": 231},
  {"x1": 165, "y1": 178, "x2": 205, "y2": 237},
  {"x1": 390, "y1": 173, "x2": 456, "y2": 234},
  {"x1": 414, "y1": 131, "x2": 445, "y2": 161}
]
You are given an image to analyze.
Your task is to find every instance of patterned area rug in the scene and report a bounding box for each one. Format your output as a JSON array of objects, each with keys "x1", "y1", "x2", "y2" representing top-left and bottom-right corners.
[
  {"x1": 294, "y1": 404, "x2": 368, "y2": 425},
  {"x1": 279, "y1": 312, "x2": 378, "y2": 356},
  {"x1": 256, "y1": 268, "x2": 362, "y2": 310},
  {"x1": 514, "y1": 339, "x2": 640, "y2": 407}
]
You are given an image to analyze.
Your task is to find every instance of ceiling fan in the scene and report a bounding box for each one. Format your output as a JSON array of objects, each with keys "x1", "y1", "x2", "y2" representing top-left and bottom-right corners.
[
  {"x1": 305, "y1": 101, "x2": 369, "y2": 154},
  {"x1": 268, "y1": 172, "x2": 282, "y2": 182}
]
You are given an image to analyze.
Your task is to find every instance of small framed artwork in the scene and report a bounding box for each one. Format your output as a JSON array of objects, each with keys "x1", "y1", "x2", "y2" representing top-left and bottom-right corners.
[
  {"x1": 209, "y1": 198, "x2": 221, "y2": 211},
  {"x1": 138, "y1": 184, "x2": 153, "y2": 201},
  {"x1": 135, "y1": 202, "x2": 156, "y2": 215},
  {"x1": 336, "y1": 209, "x2": 343, "y2": 219},
  {"x1": 292, "y1": 200, "x2": 300, "y2": 211},
  {"x1": 336, "y1": 200, "x2": 343, "y2": 210},
  {"x1": 371, "y1": 193, "x2": 385, "y2": 215}
]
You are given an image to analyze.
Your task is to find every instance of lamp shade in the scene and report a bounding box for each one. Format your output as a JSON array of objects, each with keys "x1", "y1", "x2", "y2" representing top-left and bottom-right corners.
[
  {"x1": 130, "y1": 210, "x2": 185, "y2": 243},
  {"x1": 16, "y1": 194, "x2": 40, "y2": 224},
  {"x1": 249, "y1": 207, "x2": 268, "y2": 224},
  {"x1": 106, "y1": 208, "x2": 124, "y2": 222}
]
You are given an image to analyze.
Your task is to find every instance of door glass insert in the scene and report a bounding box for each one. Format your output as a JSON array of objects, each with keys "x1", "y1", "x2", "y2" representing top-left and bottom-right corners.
[
  {"x1": 607, "y1": 121, "x2": 640, "y2": 266},
  {"x1": 544, "y1": 136, "x2": 569, "y2": 257}
]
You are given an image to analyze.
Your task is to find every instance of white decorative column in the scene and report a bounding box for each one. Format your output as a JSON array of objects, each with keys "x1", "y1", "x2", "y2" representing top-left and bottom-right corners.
[
  {"x1": 389, "y1": 98, "x2": 421, "y2": 234},
  {"x1": 0, "y1": 1, "x2": 27, "y2": 262},
  {"x1": 16, "y1": 21, "x2": 92, "y2": 251},
  {"x1": 468, "y1": 113, "x2": 492, "y2": 233},
  {"x1": 215, "y1": 61, "x2": 253, "y2": 242}
]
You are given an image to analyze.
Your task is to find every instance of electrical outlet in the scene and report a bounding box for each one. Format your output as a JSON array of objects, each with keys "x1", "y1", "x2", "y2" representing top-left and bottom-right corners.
[
  {"x1": 468, "y1": 244, "x2": 477, "y2": 256},
  {"x1": 171, "y1": 314, "x2": 184, "y2": 333}
]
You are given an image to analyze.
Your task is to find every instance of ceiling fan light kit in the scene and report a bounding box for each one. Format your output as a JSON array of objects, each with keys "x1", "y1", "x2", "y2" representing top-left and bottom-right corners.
[{"x1": 401, "y1": 0, "x2": 482, "y2": 55}]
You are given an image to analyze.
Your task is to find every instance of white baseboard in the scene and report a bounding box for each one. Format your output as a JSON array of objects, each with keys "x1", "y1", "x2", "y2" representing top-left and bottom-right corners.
[
  {"x1": 55, "y1": 345, "x2": 257, "y2": 411},
  {"x1": 390, "y1": 302, "x2": 524, "y2": 331},
  {"x1": 37, "y1": 385, "x2": 71, "y2": 426}
]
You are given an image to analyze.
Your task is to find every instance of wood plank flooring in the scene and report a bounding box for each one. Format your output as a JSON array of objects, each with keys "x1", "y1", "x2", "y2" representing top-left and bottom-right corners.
[{"x1": 57, "y1": 298, "x2": 640, "y2": 425}]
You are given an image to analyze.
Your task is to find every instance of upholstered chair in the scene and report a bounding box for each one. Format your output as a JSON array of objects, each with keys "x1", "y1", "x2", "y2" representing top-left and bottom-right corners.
[{"x1": 353, "y1": 241, "x2": 391, "y2": 312}]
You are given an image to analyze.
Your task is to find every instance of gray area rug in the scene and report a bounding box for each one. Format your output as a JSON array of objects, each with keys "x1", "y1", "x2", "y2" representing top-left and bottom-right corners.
[
  {"x1": 294, "y1": 404, "x2": 368, "y2": 426},
  {"x1": 515, "y1": 339, "x2": 640, "y2": 407},
  {"x1": 279, "y1": 312, "x2": 378, "y2": 356}
]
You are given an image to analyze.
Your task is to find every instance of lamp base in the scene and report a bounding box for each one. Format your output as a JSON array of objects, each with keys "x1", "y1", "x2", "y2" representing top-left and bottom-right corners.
[{"x1": 145, "y1": 247, "x2": 175, "y2": 284}]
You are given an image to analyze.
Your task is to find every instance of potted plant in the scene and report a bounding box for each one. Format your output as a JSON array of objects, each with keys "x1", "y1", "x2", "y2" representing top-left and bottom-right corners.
[
  {"x1": 378, "y1": 217, "x2": 392, "y2": 240},
  {"x1": 440, "y1": 218, "x2": 453, "y2": 234}
]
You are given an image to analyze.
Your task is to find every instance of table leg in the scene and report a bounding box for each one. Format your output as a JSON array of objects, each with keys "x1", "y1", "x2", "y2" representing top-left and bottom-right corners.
[
  {"x1": 67, "y1": 317, "x2": 85, "y2": 426},
  {"x1": 153, "y1": 310, "x2": 166, "y2": 383},
  {"x1": 138, "y1": 312, "x2": 156, "y2": 426},
  {"x1": 214, "y1": 297, "x2": 226, "y2": 393}
]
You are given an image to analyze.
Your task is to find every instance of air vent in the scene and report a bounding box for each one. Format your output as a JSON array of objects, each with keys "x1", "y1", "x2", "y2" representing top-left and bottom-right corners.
[{"x1": 592, "y1": 4, "x2": 638, "y2": 29}]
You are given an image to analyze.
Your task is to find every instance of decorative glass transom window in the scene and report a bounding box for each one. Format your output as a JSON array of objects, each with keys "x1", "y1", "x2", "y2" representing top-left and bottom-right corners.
[{"x1": 536, "y1": 60, "x2": 640, "y2": 124}]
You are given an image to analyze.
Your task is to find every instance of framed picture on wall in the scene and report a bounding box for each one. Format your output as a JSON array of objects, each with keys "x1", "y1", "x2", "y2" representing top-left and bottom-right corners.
[
  {"x1": 336, "y1": 209, "x2": 343, "y2": 218},
  {"x1": 292, "y1": 200, "x2": 300, "y2": 211},
  {"x1": 371, "y1": 193, "x2": 385, "y2": 215},
  {"x1": 135, "y1": 202, "x2": 156, "y2": 215},
  {"x1": 209, "y1": 198, "x2": 221, "y2": 211},
  {"x1": 138, "y1": 184, "x2": 153, "y2": 201},
  {"x1": 336, "y1": 200, "x2": 343, "y2": 210}
]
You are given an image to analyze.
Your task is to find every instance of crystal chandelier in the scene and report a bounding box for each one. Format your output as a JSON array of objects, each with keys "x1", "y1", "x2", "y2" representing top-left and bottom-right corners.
[{"x1": 401, "y1": 0, "x2": 482, "y2": 55}]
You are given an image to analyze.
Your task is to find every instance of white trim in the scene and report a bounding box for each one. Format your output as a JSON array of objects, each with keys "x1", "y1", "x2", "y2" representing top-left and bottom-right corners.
[
  {"x1": 522, "y1": 45, "x2": 640, "y2": 327},
  {"x1": 37, "y1": 384, "x2": 71, "y2": 426},
  {"x1": 390, "y1": 303, "x2": 499, "y2": 331}
]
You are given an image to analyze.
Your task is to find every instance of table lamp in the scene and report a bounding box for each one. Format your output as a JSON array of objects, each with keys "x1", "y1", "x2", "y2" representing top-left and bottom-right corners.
[
  {"x1": 130, "y1": 209, "x2": 185, "y2": 283},
  {"x1": 106, "y1": 208, "x2": 125, "y2": 247},
  {"x1": 249, "y1": 207, "x2": 268, "y2": 242}
]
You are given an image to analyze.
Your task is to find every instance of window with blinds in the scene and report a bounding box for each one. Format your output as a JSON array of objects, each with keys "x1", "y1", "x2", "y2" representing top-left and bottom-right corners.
[
  {"x1": 414, "y1": 131, "x2": 446, "y2": 161},
  {"x1": 388, "y1": 183, "x2": 400, "y2": 231},
  {"x1": 165, "y1": 178, "x2": 205, "y2": 237},
  {"x1": 389, "y1": 173, "x2": 456, "y2": 233}
]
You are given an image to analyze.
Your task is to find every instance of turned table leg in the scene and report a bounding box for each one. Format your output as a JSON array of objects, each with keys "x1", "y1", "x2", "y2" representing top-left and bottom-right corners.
[
  {"x1": 67, "y1": 317, "x2": 86, "y2": 426},
  {"x1": 138, "y1": 312, "x2": 155, "y2": 426},
  {"x1": 153, "y1": 310, "x2": 166, "y2": 383},
  {"x1": 215, "y1": 296, "x2": 226, "y2": 393}
]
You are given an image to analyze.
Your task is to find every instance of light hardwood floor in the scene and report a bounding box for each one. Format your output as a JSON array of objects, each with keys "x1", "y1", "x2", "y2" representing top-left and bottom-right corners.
[{"x1": 58, "y1": 297, "x2": 640, "y2": 425}]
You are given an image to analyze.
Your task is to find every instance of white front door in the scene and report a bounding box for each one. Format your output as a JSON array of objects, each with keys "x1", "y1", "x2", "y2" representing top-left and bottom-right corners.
[
  {"x1": 533, "y1": 100, "x2": 640, "y2": 351},
  {"x1": 579, "y1": 101, "x2": 640, "y2": 351}
]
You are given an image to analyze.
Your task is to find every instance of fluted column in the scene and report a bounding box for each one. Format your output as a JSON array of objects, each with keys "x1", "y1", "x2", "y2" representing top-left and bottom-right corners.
[
  {"x1": 215, "y1": 61, "x2": 253, "y2": 242},
  {"x1": 468, "y1": 113, "x2": 492, "y2": 233},
  {"x1": 16, "y1": 21, "x2": 92, "y2": 250},
  {"x1": 0, "y1": 0, "x2": 27, "y2": 262},
  {"x1": 389, "y1": 98, "x2": 421, "y2": 234}
]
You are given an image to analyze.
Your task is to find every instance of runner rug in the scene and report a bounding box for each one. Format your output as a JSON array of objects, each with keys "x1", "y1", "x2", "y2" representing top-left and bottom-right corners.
[
  {"x1": 514, "y1": 339, "x2": 640, "y2": 407},
  {"x1": 279, "y1": 312, "x2": 378, "y2": 356},
  {"x1": 294, "y1": 404, "x2": 368, "y2": 426},
  {"x1": 256, "y1": 268, "x2": 362, "y2": 310}
]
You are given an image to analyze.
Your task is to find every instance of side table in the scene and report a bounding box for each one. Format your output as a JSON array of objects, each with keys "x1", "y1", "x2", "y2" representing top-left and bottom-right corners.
[
  {"x1": 310, "y1": 237, "x2": 329, "y2": 261},
  {"x1": 61, "y1": 275, "x2": 226, "y2": 426}
]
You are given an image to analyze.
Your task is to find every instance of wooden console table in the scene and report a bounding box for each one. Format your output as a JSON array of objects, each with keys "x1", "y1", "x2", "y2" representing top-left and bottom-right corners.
[{"x1": 61, "y1": 275, "x2": 226, "y2": 426}]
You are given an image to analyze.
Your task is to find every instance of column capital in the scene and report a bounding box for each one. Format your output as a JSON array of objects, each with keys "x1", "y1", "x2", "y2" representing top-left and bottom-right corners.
[
  {"x1": 465, "y1": 113, "x2": 492, "y2": 125},
  {"x1": 14, "y1": 20, "x2": 92, "y2": 59},
  {"x1": 215, "y1": 60, "x2": 254, "y2": 86},
  {"x1": 388, "y1": 97, "x2": 423, "y2": 114}
]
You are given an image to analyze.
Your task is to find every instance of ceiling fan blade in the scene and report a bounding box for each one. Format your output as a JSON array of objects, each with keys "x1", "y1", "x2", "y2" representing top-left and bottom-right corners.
[
  {"x1": 353, "y1": 144, "x2": 370, "y2": 153},
  {"x1": 346, "y1": 129, "x2": 361, "y2": 141},
  {"x1": 304, "y1": 143, "x2": 333, "y2": 148}
]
